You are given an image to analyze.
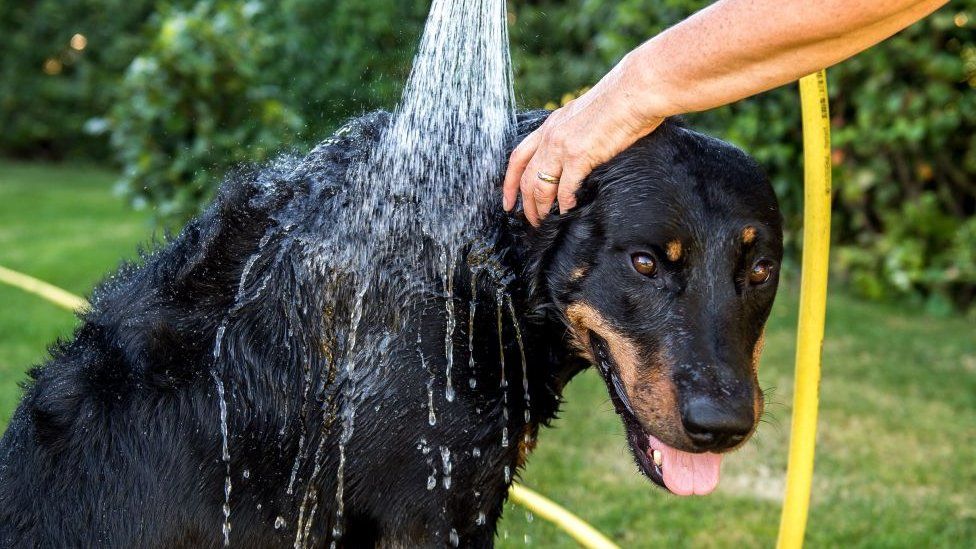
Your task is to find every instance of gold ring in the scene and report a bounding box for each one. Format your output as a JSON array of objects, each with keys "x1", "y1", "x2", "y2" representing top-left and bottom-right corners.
[{"x1": 536, "y1": 171, "x2": 560, "y2": 184}]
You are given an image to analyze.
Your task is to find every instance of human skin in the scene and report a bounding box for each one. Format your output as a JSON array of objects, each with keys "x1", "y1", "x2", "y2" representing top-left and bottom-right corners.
[{"x1": 502, "y1": 0, "x2": 950, "y2": 226}]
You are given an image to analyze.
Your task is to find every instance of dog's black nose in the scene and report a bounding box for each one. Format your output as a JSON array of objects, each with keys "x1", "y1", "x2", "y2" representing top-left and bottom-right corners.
[{"x1": 681, "y1": 397, "x2": 754, "y2": 450}]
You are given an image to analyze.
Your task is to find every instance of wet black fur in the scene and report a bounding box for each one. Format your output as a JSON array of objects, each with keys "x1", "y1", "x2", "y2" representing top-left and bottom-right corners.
[{"x1": 0, "y1": 111, "x2": 781, "y2": 547}]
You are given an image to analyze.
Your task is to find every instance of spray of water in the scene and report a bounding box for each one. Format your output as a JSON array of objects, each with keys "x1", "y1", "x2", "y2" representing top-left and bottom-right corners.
[
  {"x1": 313, "y1": 1, "x2": 516, "y2": 541},
  {"x1": 209, "y1": 0, "x2": 517, "y2": 544},
  {"x1": 339, "y1": 0, "x2": 516, "y2": 276}
]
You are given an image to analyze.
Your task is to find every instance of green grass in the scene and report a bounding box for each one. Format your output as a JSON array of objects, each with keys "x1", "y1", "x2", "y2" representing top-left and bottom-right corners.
[
  {"x1": 0, "y1": 161, "x2": 153, "y2": 422},
  {"x1": 1, "y1": 160, "x2": 973, "y2": 547}
]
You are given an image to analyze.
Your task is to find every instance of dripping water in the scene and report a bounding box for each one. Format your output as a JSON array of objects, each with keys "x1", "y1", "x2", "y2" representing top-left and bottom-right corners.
[
  {"x1": 496, "y1": 288, "x2": 509, "y2": 449},
  {"x1": 211, "y1": 369, "x2": 232, "y2": 547},
  {"x1": 331, "y1": 287, "x2": 367, "y2": 545},
  {"x1": 467, "y1": 267, "x2": 478, "y2": 391},
  {"x1": 506, "y1": 296, "x2": 532, "y2": 429},
  {"x1": 205, "y1": 0, "x2": 516, "y2": 540},
  {"x1": 441, "y1": 247, "x2": 456, "y2": 403},
  {"x1": 419, "y1": 331, "x2": 437, "y2": 427},
  {"x1": 440, "y1": 446, "x2": 453, "y2": 490}
]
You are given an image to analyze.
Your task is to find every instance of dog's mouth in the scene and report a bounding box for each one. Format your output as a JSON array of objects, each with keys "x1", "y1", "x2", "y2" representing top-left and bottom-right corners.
[{"x1": 589, "y1": 332, "x2": 723, "y2": 496}]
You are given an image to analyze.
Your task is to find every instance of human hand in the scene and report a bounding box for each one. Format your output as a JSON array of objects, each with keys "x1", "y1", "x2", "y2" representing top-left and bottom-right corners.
[{"x1": 502, "y1": 65, "x2": 667, "y2": 226}]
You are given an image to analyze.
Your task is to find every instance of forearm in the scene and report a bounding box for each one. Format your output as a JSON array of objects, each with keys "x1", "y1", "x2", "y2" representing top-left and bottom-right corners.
[{"x1": 614, "y1": 0, "x2": 948, "y2": 119}]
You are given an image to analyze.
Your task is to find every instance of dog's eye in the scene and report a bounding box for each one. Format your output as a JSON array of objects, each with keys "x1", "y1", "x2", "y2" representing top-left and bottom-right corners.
[
  {"x1": 631, "y1": 253, "x2": 657, "y2": 277},
  {"x1": 749, "y1": 260, "x2": 774, "y2": 285}
]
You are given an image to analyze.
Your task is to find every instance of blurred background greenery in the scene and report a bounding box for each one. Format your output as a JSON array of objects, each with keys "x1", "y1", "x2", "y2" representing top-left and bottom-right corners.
[
  {"x1": 0, "y1": 1, "x2": 974, "y2": 546},
  {"x1": 2, "y1": 0, "x2": 975, "y2": 315}
]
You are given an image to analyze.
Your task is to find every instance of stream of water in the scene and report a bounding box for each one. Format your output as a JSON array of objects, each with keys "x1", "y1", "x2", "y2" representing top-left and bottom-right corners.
[{"x1": 210, "y1": 0, "x2": 517, "y2": 545}]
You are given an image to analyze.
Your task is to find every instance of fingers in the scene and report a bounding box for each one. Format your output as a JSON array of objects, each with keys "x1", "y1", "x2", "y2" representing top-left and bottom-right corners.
[
  {"x1": 502, "y1": 105, "x2": 595, "y2": 226},
  {"x1": 557, "y1": 163, "x2": 587, "y2": 214},
  {"x1": 503, "y1": 130, "x2": 541, "y2": 211},
  {"x1": 522, "y1": 159, "x2": 561, "y2": 227}
]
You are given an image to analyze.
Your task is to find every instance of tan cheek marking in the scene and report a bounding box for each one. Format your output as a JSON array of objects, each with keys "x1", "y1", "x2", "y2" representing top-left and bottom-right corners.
[
  {"x1": 568, "y1": 266, "x2": 589, "y2": 282},
  {"x1": 629, "y1": 351, "x2": 684, "y2": 444},
  {"x1": 666, "y1": 240, "x2": 683, "y2": 262},
  {"x1": 751, "y1": 328, "x2": 766, "y2": 373},
  {"x1": 566, "y1": 303, "x2": 640, "y2": 391},
  {"x1": 565, "y1": 303, "x2": 687, "y2": 445},
  {"x1": 751, "y1": 327, "x2": 766, "y2": 426},
  {"x1": 742, "y1": 226, "x2": 758, "y2": 244}
]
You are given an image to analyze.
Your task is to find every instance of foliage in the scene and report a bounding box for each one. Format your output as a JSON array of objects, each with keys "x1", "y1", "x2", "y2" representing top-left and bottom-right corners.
[
  {"x1": 107, "y1": 0, "x2": 427, "y2": 224},
  {"x1": 0, "y1": 0, "x2": 170, "y2": 159},
  {"x1": 263, "y1": 0, "x2": 427, "y2": 139},
  {"x1": 107, "y1": 1, "x2": 303, "y2": 222},
  {"x1": 1, "y1": 0, "x2": 974, "y2": 311}
]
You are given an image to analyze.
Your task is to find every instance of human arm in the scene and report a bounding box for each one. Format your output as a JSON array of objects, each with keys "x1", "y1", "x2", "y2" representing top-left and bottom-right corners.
[{"x1": 502, "y1": 0, "x2": 949, "y2": 226}]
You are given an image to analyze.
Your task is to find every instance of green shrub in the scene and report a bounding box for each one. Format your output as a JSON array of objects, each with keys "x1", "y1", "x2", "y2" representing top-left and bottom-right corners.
[
  {"x1": 263, "y1": 0, "x2": 427, "y2": 140},
  {"x1": 107, "y1": 1, "x2": 302, "y2": 224},
  {"x1": 0, "y1": 0, "x2": 176, "y2": 159}
]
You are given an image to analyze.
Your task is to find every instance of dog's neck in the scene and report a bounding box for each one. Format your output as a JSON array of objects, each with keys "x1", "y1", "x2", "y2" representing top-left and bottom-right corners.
[{"x1": 481, "y1": 211, "x2": 588, "y2": 393}]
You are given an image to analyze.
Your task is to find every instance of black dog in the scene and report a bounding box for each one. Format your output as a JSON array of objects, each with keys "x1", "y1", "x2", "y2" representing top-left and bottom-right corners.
[{"x1": 0, "y1": 111, "x2": 782, "y2": 547}]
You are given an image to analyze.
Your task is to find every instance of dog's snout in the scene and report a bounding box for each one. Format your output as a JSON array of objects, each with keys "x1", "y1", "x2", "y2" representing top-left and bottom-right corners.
[{"x1": 680, "y1": 396, "x2": 754, "y2": 451}]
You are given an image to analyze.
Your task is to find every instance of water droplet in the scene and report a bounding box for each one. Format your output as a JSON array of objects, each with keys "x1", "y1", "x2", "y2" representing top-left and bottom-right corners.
[
  {"x1": 476, "y1": 511, "x2": 486, "y2": 526},
  {"x1": 274, "y1": 516, "x2": 286, "y2": 529},
  {"x1": 441, "y1": 446, "x2": 452, "y2": 490},
  {"x1": 450, "y1": 528, "x2": 459, "y2": 547},
  {"x1": 242, "y1": 469, "x2": 250, "y2": 479},
  {"x1": 442, "y1": 247, "x2": 456, "y2": 404}
]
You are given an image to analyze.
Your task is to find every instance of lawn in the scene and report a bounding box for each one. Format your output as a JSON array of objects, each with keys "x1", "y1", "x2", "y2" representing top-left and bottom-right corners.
[{"x1": 0, "y1": 160, "x2": 973, "y2": 547}]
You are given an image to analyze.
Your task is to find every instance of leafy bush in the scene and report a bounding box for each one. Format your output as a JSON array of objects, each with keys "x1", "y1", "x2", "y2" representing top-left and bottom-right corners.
[
  {"x1": 0, "y1": 0, "x2": 175, "y2": 159},
  {"x1": 106, "y1": 0, "x2": 430, "y2": 225},
  {"x1": 107, "y1": 1, "x2": 302, "y2": 223},
  {"x1": 263, "y1": 0, "x2": 427, "y2": 140}
]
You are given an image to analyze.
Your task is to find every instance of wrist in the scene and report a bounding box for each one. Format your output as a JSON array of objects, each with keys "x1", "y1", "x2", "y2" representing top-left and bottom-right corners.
[{"x1": 616, "y1": 43, "x2": 687, "y2": 122}]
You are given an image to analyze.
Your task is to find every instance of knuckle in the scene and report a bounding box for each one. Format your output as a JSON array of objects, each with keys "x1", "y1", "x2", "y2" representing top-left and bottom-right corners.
[
  {"x1": 532, "y1": 185, "x2": 555, "y2": 200},
  {"x1": 562, "y1": 143, "x2": 586, "y2": 160},
  {"x1": 558, "y1": 186, "x2": 577, "y2": 200}
]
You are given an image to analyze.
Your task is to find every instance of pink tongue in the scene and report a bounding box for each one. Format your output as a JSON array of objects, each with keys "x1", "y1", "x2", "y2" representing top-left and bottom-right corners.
[{"x1": 648, "y1": 435, "x2": 723, "y2": 496}]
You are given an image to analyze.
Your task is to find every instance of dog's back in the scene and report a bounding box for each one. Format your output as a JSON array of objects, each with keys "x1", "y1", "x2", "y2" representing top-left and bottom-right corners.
[{"x1": 0, "y1": 112, "x2": 554, "y2": 547}]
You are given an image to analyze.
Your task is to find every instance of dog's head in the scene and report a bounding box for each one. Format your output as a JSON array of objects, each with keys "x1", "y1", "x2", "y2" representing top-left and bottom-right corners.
[{"x1": 525, "y1": 119, "x2": 782, "y2": 496}]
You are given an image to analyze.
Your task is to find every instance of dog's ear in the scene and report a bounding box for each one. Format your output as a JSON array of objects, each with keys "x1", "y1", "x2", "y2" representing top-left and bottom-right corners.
[
  {"x1": 523, "y1": 193, "x2": 603, "y2": 317},
  {"x1": 572, "y1": 174, "x2": 602, "y2": 211}
]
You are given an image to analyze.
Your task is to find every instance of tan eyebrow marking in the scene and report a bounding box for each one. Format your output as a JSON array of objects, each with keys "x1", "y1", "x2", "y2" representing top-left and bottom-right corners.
[
  {"x1": 742, "y1": 226, "x2": 758, "y2": 244},
  {"x1": 568, "y1": 266, "x2": 589, "y2": 281},
  {"x1": 666, "y1": 240, "x2": 683, "y2": 262}
]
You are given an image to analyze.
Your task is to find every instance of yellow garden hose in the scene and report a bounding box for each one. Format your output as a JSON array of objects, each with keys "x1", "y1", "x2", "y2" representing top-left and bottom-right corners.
[
  {"x1": 777, "y1": 70, "x2": 832, "y2": 549},
  {"x1": 0, "y1": 265, "x2": 89, "y2": 312},
  {"x1": 509, "y1": 484, "x2": 620, "y2": 549}
]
